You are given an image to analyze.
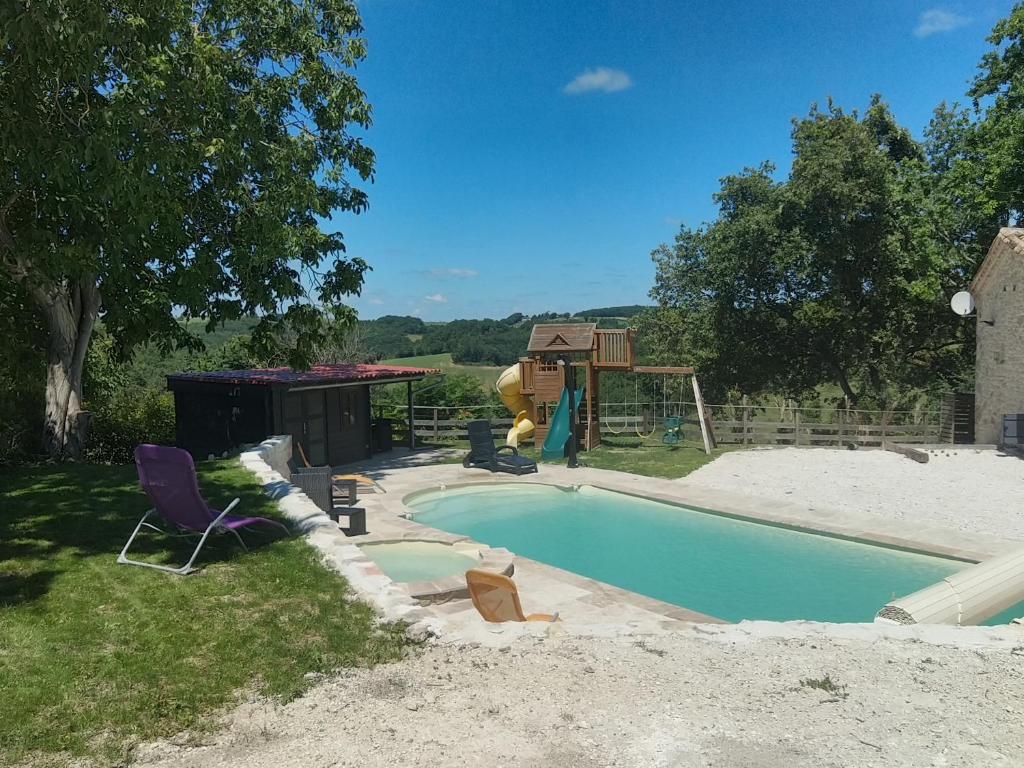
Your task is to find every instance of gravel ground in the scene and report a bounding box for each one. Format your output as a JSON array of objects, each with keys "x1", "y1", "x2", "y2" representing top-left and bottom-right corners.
[
  {"x1": 137, "y1": 630, "x2": 1024, "y2": 768},
  {"x1": 134, "y1": 448, "x2": 1024, "y2": 767},
  {"x1": 681, "y1": 447, "x2": 1024, "y2": 541}
]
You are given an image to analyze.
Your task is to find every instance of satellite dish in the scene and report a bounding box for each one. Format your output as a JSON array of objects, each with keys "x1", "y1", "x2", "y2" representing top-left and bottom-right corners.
[{"x1": 950, "y1": 291, "x2": 976, "y2": 317}]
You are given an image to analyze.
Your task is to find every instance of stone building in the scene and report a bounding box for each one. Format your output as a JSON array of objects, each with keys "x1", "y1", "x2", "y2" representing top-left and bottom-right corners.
[{"x1": 971, "y1": 227, "x2": 1024, "y2": 444}]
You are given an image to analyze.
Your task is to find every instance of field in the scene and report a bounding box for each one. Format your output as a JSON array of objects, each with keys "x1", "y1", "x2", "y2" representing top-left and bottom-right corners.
[{"x1": 382, "y1": 353, "x2": 505, "y2": 390}]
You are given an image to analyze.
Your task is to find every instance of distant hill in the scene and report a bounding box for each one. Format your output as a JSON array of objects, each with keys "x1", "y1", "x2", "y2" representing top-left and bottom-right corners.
[
  {"x1": 359, "y1": 306, "x2": 648, "y2": 366},
  {"x1": 121, "y1": 306, "x2": 652, "y2": 388},
  {"x1": 573, "y1": 305, "x2": 653, "y2": 319},
  {"x1": 380, "y1": 352, "x2": 504, "y2": 389},
  {"x1": 119, "y1": 317, "x2": 259, "y2": 389}
]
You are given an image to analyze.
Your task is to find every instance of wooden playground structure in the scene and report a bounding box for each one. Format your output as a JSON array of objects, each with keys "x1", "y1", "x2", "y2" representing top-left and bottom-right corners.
[{"x1": 498, "y1": 323, "x2": 716, "y2": 456}]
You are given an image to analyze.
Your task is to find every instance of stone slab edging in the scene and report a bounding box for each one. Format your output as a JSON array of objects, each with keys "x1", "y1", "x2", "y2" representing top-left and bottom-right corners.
[{"x1": 238, "y1": 436, "x2": 445, "y2": 639}]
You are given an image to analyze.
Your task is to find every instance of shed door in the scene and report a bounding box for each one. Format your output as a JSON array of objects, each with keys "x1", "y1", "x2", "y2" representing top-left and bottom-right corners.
[
  {"x1": 328, "y1": 386, "x2": 371, "y2": 466},
  {"x1": 284, "y1": 390, "x2": 328, "y2": 465}
]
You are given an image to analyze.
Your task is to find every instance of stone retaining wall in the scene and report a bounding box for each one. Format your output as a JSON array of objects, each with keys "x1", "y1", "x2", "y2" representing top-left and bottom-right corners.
[{"x1": 238, "y1": 436, "x2": 439, "y2": 638}]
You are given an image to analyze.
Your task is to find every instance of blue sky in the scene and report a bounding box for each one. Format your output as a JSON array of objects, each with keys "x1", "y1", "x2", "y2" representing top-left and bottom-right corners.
[{"x1": 338, "y1": 0, "x2": 1016, "y2": 321}]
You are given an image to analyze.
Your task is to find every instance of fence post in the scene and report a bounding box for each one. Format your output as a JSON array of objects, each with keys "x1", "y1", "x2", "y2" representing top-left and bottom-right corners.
[
  {"x1": 794, "y1": 407, "x2": 801, "y2": 446},
  {"x1": 433, "y1": 407, "x2": 439, "y2": 441},
  {"x1": 742, "y1": 395, "x2": 750, "y2": 446},
  {"x1": 839, "y1": 399, "x2": 847, "y2": 446}
]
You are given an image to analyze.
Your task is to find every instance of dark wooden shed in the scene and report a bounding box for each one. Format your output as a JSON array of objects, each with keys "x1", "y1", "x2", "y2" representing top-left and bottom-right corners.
[{"x1": 167, "y1": 364, "x2": 439, "y2": 464}]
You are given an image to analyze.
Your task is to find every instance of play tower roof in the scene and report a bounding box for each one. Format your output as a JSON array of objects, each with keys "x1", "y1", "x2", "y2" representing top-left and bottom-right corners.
[{"x1": 526, "y1": 323, "x2": 597, "y2": 354}]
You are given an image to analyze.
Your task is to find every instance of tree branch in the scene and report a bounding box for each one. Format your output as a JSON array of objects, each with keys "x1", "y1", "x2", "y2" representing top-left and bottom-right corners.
[{"x1": 0, "y1": 191, "x2": 18, "y2": 252}]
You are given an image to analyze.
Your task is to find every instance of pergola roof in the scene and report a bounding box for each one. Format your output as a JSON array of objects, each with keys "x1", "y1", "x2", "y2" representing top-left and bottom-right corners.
[{"x1": 167, "y1": 363, "x2": 440, "y2": 389}]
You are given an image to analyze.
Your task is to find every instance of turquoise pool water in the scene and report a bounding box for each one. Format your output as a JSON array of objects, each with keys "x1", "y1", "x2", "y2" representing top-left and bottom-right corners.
[
  {"x1": 408, "y1": 484, "x2": 973, "y2": 623},
  {"x1": 359, "y1": 541, "x2": 478, "y2": 582}
]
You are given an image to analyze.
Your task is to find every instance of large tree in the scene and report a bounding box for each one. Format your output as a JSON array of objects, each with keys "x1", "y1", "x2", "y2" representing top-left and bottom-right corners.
[
  {"x1": 0, "y1": 0, "x2": 373, "y2": 458},
  {"x1": 970, "y1": 2, "x2": 1024, "y2": 226},
  {"x1": 645, "y1": 99, "x2": 971, "y2": 407}
]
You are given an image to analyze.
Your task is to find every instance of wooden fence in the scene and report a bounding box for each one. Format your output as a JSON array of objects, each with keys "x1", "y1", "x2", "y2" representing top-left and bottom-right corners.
[
  {"x1": 711, "y1": 420, "x2": 938, "y2": 447},
  {"x1": 378, "y1": 402, "x2": 942, "y2": 447}
]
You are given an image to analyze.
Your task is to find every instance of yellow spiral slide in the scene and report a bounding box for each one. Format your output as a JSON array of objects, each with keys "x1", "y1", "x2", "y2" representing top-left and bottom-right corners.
[{"x1": 496, "y1": 364, "x2": 535, "y2": 447}]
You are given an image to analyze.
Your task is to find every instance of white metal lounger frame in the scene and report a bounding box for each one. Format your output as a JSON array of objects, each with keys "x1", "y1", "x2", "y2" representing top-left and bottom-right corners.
[{"x1": 117, "y1": 498, "x2": 243, "y2": 575}]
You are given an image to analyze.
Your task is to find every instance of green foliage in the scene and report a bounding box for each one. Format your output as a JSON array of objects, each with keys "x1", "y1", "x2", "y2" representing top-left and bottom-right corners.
[
  {"x1": 415, "y1": 373, "x2": 499, "y2": 408},
  {"x1": 84, "y1": 388, "x2": 176, "y2": 464},
  {"x1": 799, "y1": 674, "x2": 849, "y2": 700},
  {"x1": 124, "y1": 318, "x2": 261, "y2": 387},
  {"x1": 969, "y1": 3, "x2": 1024, "y2": 224},
  {"x1": 520, "y1": 437, "x2": 730, "y2": 480},
  {"x1": 574, "y1": 304, "x2": 653, "y2": 318},
  {"x1": 1, "y1": 0, "x2": 377, "y2": 459},
  {"x1": 358, "y1": 308, "x2": 639, "y2": 366},
  {"x1": 646, "y1": 5, "x2": 1024, "y2": 406},
  {"x1": 645, "y1": 96, "x2": 994, "y2": 407},
  {"x1": 374, "y1": 372, "x2": 502, "y2": 416},
  {"x1": 0, "y1": 282, "x2": 44, "y2": 464},
  {"x1": 191, "y1": 334, "x2": 273, "y2": 372}
]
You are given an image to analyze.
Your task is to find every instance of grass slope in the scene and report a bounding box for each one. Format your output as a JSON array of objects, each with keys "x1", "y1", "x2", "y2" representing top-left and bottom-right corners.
[
  {"x1": 0, "y1": 461, "x2": 408, "y2": 767},
  {"x1": 383, "y1": 352, "x2": 505, "y2": 390}
]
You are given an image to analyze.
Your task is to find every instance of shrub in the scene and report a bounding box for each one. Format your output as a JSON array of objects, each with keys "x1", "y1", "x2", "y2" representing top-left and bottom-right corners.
[{"x1": 85, "y1": 388, "x2": 176, "y2": 464}]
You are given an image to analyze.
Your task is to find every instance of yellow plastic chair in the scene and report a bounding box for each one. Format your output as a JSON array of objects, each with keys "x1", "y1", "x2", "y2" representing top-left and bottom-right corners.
[{"x1": 465, "y1": 569, "x2": 558, "y2": 623}]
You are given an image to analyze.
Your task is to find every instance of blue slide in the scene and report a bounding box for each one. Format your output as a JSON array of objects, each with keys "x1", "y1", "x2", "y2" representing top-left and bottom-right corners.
[{"x1": 541, "y1": 387, "x2": 585, "y2": 460}]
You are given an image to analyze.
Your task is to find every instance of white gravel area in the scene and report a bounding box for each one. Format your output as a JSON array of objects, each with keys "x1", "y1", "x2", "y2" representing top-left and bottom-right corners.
[
  {"x1": 137, "y1": 629, "x2": 1024, "y2": 768},
  {"x1": 131, "y1": 446, "x2": 1024, "y2": 767},
  {"x1": 681, "y1": 447, "x2": 1024, "y2": 542}
]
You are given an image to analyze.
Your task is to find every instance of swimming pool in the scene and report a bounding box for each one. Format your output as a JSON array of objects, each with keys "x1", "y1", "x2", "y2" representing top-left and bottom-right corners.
[
  {"x1": 407, "y1": 483, "x2": 973, "y2": 623},
  {"x1": 359, "y1": 541, "x2": 479, "y2": 583}
]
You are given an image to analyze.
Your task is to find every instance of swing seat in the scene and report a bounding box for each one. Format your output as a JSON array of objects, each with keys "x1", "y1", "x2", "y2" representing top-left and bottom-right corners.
[{"x1": 662, "y1": 431, "x2": 681, "y2": 445}]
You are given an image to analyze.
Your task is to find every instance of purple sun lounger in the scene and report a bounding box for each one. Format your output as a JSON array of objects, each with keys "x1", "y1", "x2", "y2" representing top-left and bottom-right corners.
[{"x1": 118, "y1": 444, "x2": 290, "y2": 575}]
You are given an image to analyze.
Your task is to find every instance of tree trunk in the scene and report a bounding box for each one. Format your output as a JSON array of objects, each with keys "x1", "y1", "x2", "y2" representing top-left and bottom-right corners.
[
  {"x1": 39, "y1": 277, "x2": 101, "y2": 460},
  {"x1": 829, "y1": 359, "x2": 859, "y2": 409}
]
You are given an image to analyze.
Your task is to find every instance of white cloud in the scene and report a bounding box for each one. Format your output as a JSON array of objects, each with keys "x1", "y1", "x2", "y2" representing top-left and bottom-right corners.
[
  {"x1": 367, "y1": 297, "x2": 384, "y2": 305},
  {"x1": 914, "y1": 9, "x2": 970, "y2": 38},
  {"x1": 424, "y1": 293, "x2": 447, "y2": 303},
  {"x1": 426, "y1": 268, "x2": 478, "y2": 278},
  {"x1": 563, "y1": 67, "x2": 633, "y2": 95}
]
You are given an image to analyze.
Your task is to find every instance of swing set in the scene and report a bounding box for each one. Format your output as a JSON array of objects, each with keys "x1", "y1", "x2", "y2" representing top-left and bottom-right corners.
[{"x1": 601, "y1": 371, "x2": 710, "y2": 450}]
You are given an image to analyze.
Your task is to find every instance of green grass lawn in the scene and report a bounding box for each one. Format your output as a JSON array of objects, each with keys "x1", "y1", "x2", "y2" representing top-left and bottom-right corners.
[
  {"x1": 382, "y1": 352, "x2": 505, "y2": 390},
  {"x1": 0, "y1": 460, "x2": 409, "y2": 767},
  {"x1": 422, "y1": 434, "x2": 733, "y2": 480},
  {"x1": 534, "y1": 436, "x2": 734, "y2": 479}
]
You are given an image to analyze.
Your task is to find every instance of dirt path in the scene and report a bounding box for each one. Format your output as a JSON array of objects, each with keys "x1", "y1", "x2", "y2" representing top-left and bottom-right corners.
[{"x1": 137, "y1": 631, "x2": 1024, "y2": 768}]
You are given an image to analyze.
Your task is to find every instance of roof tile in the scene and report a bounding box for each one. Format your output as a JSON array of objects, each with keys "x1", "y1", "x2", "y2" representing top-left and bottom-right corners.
[{"x1": 167, "y1": 363, "x2": 440, "y2": 388}]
